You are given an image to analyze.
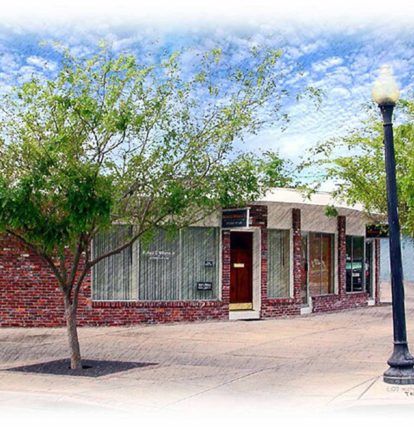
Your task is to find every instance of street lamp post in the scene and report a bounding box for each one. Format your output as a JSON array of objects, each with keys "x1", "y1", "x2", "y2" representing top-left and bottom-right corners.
[{"x1": 372, "y1": 65, "x2": 414, "y2": 384}]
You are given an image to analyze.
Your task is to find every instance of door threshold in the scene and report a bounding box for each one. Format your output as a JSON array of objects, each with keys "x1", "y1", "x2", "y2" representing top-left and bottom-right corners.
[
  {"x1": 229, "y1": 310, "x2": 260, "y2": 320},
  {"x1": 229, "y1": 302, "x2": 253, "y2": 311}
]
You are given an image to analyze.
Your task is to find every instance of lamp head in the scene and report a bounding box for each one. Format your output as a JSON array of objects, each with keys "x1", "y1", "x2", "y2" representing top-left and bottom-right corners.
[{"x1": 372, "y1": 65, "x2": 400, "y2": 106}]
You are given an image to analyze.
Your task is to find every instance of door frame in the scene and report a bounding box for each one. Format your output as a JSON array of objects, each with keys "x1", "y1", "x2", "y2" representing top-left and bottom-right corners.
[
  {"x1": 227, "y1": 228, "x2": 261, "y2": 319},
  {"x1": 366, "y1": 238, "x2": 377, "y2": 305},
  {"x1": 229, "y1": 231, "x2": 253, "y2": 310}
]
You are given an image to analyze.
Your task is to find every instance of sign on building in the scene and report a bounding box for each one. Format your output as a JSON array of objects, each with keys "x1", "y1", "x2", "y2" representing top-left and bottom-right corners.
[
  {"x1": 366, "y1": 224, "x2": 389, "y2": 238},
  {"x1": 222, "y1": 208, "x2": 250, "y2": 229}
]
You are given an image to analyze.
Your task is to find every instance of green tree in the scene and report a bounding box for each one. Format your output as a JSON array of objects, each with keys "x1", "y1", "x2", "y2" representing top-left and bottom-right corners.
[
  {"x1": 0, "y1": 45, "x2": 297, "y2": 369},
  {"x1": 306, "y1": 100, "x2": 414, "y2": 234}
]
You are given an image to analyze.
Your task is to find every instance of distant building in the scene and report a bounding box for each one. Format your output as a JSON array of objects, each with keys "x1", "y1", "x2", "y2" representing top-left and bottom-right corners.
[
  {"x1": 0, "y1": 188, "x2": 382, "y2": 326},
  {"x1": 381, "y1": 236, "x2": 414, "y2": 282}
]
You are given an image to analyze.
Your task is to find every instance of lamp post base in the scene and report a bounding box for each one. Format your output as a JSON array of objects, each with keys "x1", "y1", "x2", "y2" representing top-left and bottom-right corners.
[
  {"x1": 383, "y1": 367, "x2": 414, "y2": 385},
  {"x1": 383, "y1": 343, "x2": 414, "y2": 384}
]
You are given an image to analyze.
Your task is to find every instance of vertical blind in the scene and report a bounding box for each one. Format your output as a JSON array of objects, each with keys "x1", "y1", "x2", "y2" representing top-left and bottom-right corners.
[
  {"x1": 139, "y1": 229, "x2": 181, "y2": 300},
  {"x1": 181, "y1": 227, "x2": 220, "y2": 300},
  {"x1": 92, "y1": 225, "x2": 134, "y2": 300},
  {"x1": 93, "y1": 226, "x2": 220, "y2": 301},
  {"x1": 267, "y1": 229, "x2": 290, "y2": 298}
]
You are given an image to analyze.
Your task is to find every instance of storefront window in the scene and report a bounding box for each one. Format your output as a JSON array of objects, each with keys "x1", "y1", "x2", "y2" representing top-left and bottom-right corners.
[
  {"x1": 308, "y1": 232, "x2": 334, "y2": 296},
  {"x1": 138, "y1": 229, "x2": 181, "y2": 300},
  {"x1": 180, "y1": 227, "x2": 220, "y2": 300},
  {"x1": 93, "y1": 226, "x2": 220, "y2": 301},
  {"x1": 92, "y1": 225, "x2": 134, "y2": 300},
  {"x1": 346, "y1": 236, "x2": 365, "y2": 292},
  {"x1": 267, "y1": 229, "x2": 290, "y2": 298}
]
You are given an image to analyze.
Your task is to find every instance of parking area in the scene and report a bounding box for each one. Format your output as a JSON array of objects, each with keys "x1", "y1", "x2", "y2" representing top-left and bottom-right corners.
[{"x1": 0, "y1": 282, "x2": 414, "y2": 420}]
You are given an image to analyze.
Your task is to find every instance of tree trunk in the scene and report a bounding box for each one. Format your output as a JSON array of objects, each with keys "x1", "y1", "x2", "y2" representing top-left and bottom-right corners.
[{"x1": 64, "y1": 295, "x2": 82, "y2": 370}]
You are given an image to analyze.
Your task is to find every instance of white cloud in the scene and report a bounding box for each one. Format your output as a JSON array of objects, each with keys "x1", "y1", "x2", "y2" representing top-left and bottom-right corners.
[
  {"x1": 312, "y1": 57, "x2": 343, "y2": 73},
  {"x1": 0, "y1": 15, "x2": 413, "y2": 188},
  {"x1": 26, "y1": 55, "x2": 57, "y2": 71},
  {"x1": 330, "y1": 87, "x2": 351, "y2": 98},
  {"x1": 0, "y1": 53, "x2": 19, "y2": 71}
]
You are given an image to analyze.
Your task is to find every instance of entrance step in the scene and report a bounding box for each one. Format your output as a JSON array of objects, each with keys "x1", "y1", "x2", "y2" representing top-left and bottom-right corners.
[
  {"x1": 300, "y1": 306, "x2": 312, "y2": 315},
  {"x1": 229, "y1": 310, "x2": 260, "y2": 321}
]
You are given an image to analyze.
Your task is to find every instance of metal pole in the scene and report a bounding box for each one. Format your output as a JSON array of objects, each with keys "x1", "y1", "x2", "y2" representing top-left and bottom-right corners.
[{"x1": 380, "y1": 103, "x2": 414, "y2": 384}]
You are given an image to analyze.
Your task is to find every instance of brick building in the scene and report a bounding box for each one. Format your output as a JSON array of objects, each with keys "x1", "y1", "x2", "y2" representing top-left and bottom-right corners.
[{"x1": 0, "y1": 188, "x2": 381, "y2": 326}]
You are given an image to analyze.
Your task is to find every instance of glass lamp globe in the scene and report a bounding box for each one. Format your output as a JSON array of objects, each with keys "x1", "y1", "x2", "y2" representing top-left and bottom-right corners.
[{"x1": 372, "y1": 65, "x2": 400, "y2": 105}]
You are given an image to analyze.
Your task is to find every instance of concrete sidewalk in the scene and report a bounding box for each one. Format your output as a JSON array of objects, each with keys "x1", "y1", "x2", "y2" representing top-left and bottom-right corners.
[{"x1": 1, "y1": 282, "x2": 414, "y2": 419}]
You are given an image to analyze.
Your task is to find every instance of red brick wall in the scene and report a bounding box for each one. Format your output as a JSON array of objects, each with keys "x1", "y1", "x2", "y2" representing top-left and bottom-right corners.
[
  {"x1": 260, "y1": 229, "x2": 268, "y2": 306},
  {"x1": 292, "y1": 208, "x2": 303, "y2": 304},
  {"x1": 337, "y1": 216, "x2": 347, "y2": 295},
  {"x1": 311, "y1": 292, "x2": 369, "y2": 312},
  {"x1": 0, "y1": 235, "x2": 71, "y2": 327},
  {"x1": 0, "y1": 233, "x2": 228, "y2": 327},
  {"x1": 221, "y1": 230, "x2": 231, "y2": 306},
  {"x1": 249, "y1": 204, "x2": 267, "y2": 228},
  {"x1": 0, "y1": 206, "x2": 376, "y2": 327},
  {"x1": 87, "y1": 300, "x2": 228, "y2": 325}
]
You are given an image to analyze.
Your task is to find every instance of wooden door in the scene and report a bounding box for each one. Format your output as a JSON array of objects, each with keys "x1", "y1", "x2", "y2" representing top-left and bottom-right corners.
[{"x1": 230, "y1": 232, "x2": 253, "y2": 306}]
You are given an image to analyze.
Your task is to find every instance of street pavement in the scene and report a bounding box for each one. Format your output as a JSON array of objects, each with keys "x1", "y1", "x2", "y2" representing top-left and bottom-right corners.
[{"x1": 1, "y1": 281, "x2": 414, "y2": 423}]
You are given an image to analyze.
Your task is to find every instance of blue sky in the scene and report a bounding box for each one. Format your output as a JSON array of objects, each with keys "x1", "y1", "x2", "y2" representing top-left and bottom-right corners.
[{"x1": 1, "y1": 0, "x2": 414, "y2": 189}]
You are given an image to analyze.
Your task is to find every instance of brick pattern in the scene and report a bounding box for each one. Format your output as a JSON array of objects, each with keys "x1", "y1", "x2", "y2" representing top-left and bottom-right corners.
[
  {"x1": 337, "y1": 216, "x2": 347, "y2": 295},
  {"x1": 311, "y1": 293, "x2": 369, "y2": 312},
  {"x1": 261, "y1": 298, "x2": 300, "y2": 317},
  {"x1": 292, "y1": 208, "x2": 302, "y2": 304},
  {"x1": 0, "y1": 235, "x2": 75, "y2": 327},
  {"x1": 87, "y1": 301, "x2": 228, "y2": 325},
  {"x1": 260, "y1": 229, "x2": 268, "y2": 305},
  {"x1": 0, "y1": 205, "x2": 375, "y2": 327},
  {"x1": 0, "y1": 234, "x2": 228, "y2": 327},
  {"x1": 221, "y1": 230, "x2": 231, "y2": 306},
  {"x1": 248, "y1": 204, "x2": 267, "y2": 228}
]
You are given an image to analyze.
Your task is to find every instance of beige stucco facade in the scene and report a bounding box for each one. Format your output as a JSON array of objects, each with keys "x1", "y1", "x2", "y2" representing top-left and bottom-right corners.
[{"x1": 194, "y1": 188, "x2": 371, "y2": 234}]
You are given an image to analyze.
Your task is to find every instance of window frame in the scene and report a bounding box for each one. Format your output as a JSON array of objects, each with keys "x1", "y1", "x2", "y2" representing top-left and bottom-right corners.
[
  {"x1": 308, "y1": 231, "x2": 335, "y2": 296},
  {"x1": 92, "y1": 226, "x2": 221, "y2": 302},
  {"x1": 267, "y1": 228, "x2": 292, "y2": 299},
  {"x1": 346, "y1": 235, "x2": 366, "y2": 293},
  {"x1": 91, "y1": 224, "x2": 134, "y2": 302}
]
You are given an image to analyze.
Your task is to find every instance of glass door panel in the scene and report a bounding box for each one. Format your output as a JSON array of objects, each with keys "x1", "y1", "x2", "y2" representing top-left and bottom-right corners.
[
  {"x1": 320, "y1": 234, "x2": 333, "y2": 294},
  {"x1": 309, "y1": 233, "x2": 321, "y2": 296}
]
